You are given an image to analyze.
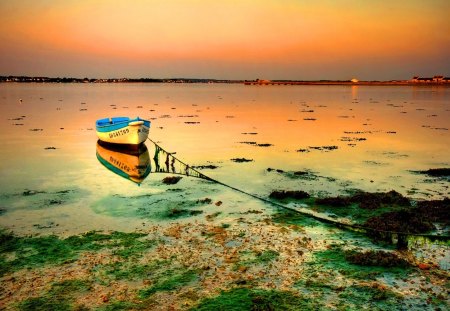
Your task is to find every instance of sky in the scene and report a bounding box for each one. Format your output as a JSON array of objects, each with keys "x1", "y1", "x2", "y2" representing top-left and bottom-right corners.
[{"x1": 0, "y1": 0, "x2": 449, "y2": 80}]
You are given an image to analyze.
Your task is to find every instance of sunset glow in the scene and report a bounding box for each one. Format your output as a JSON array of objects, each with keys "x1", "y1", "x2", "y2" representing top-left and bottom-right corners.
[{"x1": 1, "y1": 0, "x2": 449, "y2": 79}]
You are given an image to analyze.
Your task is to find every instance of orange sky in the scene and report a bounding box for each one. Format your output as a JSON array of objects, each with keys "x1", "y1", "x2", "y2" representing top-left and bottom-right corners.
[{"x1": 0, "y1": 0, "x2": 449, "y2": 79}]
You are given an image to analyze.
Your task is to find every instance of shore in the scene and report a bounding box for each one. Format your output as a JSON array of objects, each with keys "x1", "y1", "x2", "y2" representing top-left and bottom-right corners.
[
  {"x1": 1, "y1": 75, "x2": 450, "y2": 86},
  {"x1": 1, "y1": 181, "x2": 449, "y2": 310}
]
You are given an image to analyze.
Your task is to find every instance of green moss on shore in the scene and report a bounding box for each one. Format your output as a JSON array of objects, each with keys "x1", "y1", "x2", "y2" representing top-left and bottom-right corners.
[
  {"x1": 138, "y1": 269, "x2": 198, "y2": 298},
  {"x1": 311, "y1": 245, "x2": 412, "y2": 280},
  {"x1": 191, "y1": 288, "x2": 320, "y2": 310},
  {"x1": 18, "y1": 279, "x2": 91, "y2": 311},
  {"x1": 0, "y1": 230, "x2": 155, "y2": 276}
]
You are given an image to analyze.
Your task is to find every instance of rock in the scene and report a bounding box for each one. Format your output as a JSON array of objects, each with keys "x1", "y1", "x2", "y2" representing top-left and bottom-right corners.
[
  {"x1": 269, "y1": 190, "x2": 310, "y2": 200},
  {"x1": 418, "y1": 263, "x2": 431, "y2": 270},
  {"x1": 162, "y1": 176, "x2": 182, "y2": 184}
]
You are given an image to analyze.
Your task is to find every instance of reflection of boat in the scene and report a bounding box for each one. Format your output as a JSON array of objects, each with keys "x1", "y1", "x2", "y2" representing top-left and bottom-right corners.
[
  {"x1": 96, "y1": 117, "x2": 150, "y2": 145},
  {"x1": 95, "y1": 138, "x2": 210, "y2": 185},
  {"x1": 96, "y1": 140, "x2": 151, "y2": 184}
]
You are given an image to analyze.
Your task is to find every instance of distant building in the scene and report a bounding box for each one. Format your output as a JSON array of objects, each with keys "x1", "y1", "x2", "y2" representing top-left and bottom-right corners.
[
  {"x1": 411, "y1": 75, "x2": 447, "y2": 83},
  {"x1": 256, "y1": 79, "x2": 271, "y2": 85},
  {"x1": 433, "y1": 75, "x2": 444, "y2": 82}
]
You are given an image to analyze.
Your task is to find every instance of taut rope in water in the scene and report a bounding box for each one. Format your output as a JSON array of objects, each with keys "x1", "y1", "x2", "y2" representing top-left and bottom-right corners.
[{"x1": 147, "y1": 138, "x2": 450, "y2": 245}]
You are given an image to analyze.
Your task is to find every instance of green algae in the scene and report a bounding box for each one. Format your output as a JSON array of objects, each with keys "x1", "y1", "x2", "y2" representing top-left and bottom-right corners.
[
  {"x1": 94, "y1": 259, "x2": 170, "y2": 283},
  {"x1": 164, "y1": 208, "x2": 203, "y2": 218},
  {"x1": 339, "y1": 284, "x2": 398, "y2": 301},
  {"x1": 311, "y1": 245, "x2": 412, "y2": 280},
  {"x1": 311, "y1": 190, "x2": 413, "y2": 224},
  {"x1": 191, "y1": 287, "x2": 321, "y2": 311},
  {"x1": 2, "y1": 188, "x2": 86, "y2": 212},
  {"x1": 234, "y1": 249, "x2": 279, "y2": 272},
  {"x1": 345, "y1": 249, "x2": 410, "y2": 267},
  {"x1": 336, "y1": 284, "x2": 401, "y2": 310},
  {"x1": 254, "y1": 249, "x2": 279, "y2": 263},
  {"x1": 0, "y1": 230, "x2": 155, "y2": 276},
  {"x1": 138, "y1": 269, "x2": 198, "y2": 298},
  {"x1": 95, "y1": 301, "x2": 145, "y2": 311},
  {"x1": 271, "y1": 210, "x2": 322, "y2": 228},
  {"x1": 18, "y1": 279, "x2": 91, "y2": 311}
]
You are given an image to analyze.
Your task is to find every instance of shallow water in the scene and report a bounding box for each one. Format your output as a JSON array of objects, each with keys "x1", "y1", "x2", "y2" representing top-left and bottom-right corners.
[
  {"x1": 0, "y1": 83, "x2": 449, "y2": 235},
  {"x1": 1, "y1": 83, "x2": 450, "y2": 311}
]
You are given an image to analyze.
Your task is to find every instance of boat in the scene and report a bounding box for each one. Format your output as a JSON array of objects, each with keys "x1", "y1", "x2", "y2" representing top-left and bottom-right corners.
[
  {"x1": 96, "y1": 140, "x2": 151, "y2": 184},
  {"x1": 96, "y1": 117, "x2": 150, "y2": 145}
]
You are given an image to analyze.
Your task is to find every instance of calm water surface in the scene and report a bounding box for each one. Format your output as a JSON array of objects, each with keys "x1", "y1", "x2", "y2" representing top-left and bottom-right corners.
[{"x1": 0, "y1": 83, "x2": 449, "y2": 234}]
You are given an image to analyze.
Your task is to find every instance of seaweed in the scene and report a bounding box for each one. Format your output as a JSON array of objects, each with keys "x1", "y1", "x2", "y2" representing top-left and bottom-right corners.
[
  {"x1": 233, "y1": 249, "x2": 280, "y2": 273},
  {"x1": 271, "y1": 210, "x2": 320, "y2": 228},
  {"x1": 364, "y1": 210, "x2": 435, "y2": 235},
  {"x1": 417, "y1": 168, "x2": 450, "y2": 177},
  {"x1": 311, "y1": 245, "x2": 411, "y2": 280},
  {"x1": 231, "y1": 158, "x2": 253, "y2": 163},
  {"x1": 415, "y1": 198, "x2": 450, "y2": 225},
  {"x1": 138, "y1": 269, "x2": 198, "y2": 298},
  {"x1": 269, "y1": 190, "x2": 310, "y2": 200},
  {"x1": 338, "y1": 284, "x2": 399, "y2": 306},
  {"x1": 316, "y1": 190, "x2": 410, "y2": 210},
  {"x1": 95, "y1": 260, "x2": 170, "y2": 282},
  {"x1": 18, "y1": 279, "x2": 91, "y2": 311},
  {"x1": 191, "y1": 288, "x2": 320, "y2": 311},
  {"x1": 96, "y1": 301, "x2": 145, "y2": 311},
  {"x1": 162, "y1": 176, "x2": 183, "y2": 184},
  {"x1": 344, "y1": 250, "x2": 410, "y2": 268},
  {"x1": 0, "y1": 231, "x2": 155, "y2": 276},
  {"x1": 165, "y1": 208, "x2": 203, "y2": 218}
]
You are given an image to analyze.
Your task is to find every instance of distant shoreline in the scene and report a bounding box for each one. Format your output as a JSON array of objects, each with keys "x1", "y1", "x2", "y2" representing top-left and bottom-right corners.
[{"x1": 1, "y1": 76, "x2": 449, "y2": 86}]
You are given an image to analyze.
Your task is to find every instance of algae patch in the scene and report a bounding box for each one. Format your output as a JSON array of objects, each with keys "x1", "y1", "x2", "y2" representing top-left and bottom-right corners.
[
  {"x1": 191, "y1": 288, "x2": 320, "y2": 310},
  {"x1": 18, "y1": 279, "x2": 91, "y2": 311},
  {"x1": 0, "y1": 231, "x2": 155, "y2": 276},
  {"x1": 138, "y1": 269, "x2": 198, "y2": 298}
]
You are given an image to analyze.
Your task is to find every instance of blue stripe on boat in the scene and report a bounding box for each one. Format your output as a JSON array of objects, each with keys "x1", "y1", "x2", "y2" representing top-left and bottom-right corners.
[
  {"x1": 96, "y1": 152, "x2": 152, "y2": 184},
  {"x1": 96, "y1": 152, "x2": 132, "y2": 180},
  {"x1": 96, "y1": 117, "x2": 150, "y2": 133}
]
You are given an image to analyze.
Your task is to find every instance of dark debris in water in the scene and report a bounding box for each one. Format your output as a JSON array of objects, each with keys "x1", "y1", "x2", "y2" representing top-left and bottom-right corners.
[
  {"x1": 309, "y1": 145, "x2": 338, "y2": 151},
  {"x1": 316, "y1": 190, "x2": 411, "y2": 210},
  {"x1": 297, "y1": 145, "x2": 338, "y2": 152},
  {"x1": 22, "y1": 189, "x2": 46, "y2": 196},
  {"x1": 266, "y1": 168, "x2": 319, "y2": 181},
  {"x1": 197, "y1": 198, "x2": 212, "y2": 204},
  {"x1": 240, "y1": 142, "x2": 273, "y2": 147},
  {"x1": 166, "y1": 208, "x2": 203, "y2": 218},
  {"x1": 162, "y1": 176, "x2": 183, "y2": 185},
  {"x1": 345, "y1": 250, "x2": 410, "y2": 268},
  {"x1": 231, "y1": 158, "x2": 253, "y2": 163},
  {"x1": 269, "y1": 190, "x2": 310, "y2": 200},
  {"x1": 416, "y1": 168, "x2": 450, "y2": 178},
  {"x1": 191, "y1": 165, "x2": 219, "y2": 170},
  {"x1": 362, "y1": 197, "x2": 449, "y2": 236},
  {"x1": 364, "y1": 210, "x2": 435, "y2": 235}
]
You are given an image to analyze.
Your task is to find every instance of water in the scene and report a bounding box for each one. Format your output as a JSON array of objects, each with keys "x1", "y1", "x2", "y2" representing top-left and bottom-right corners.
[
  {"x1": 0, "y1": 83, "x2": 449, "y2": 235},
  {"x1": 1, "y1": 83, "x2": 450, "y2": 310}
]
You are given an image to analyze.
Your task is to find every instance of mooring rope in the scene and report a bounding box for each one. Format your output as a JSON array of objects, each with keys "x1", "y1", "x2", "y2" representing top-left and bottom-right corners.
[{"x1": 147, "y1": 138, "x2": 450, "y2": 243}]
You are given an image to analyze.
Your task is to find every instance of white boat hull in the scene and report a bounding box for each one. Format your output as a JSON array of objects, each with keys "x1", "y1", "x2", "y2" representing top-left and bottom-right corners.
[{"x1": 95, "y1": 117, "x2": 151, "y2": 145}]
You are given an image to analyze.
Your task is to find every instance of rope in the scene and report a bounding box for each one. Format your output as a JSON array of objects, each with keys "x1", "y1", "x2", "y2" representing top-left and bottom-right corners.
[{"x1": 147, "y1": 138, "x2": 450, "y2": 242}]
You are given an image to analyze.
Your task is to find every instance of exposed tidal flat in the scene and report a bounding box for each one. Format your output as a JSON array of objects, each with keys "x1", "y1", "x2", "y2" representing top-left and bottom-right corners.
[{"x1": 0, "y1": 83, "x2": 449, "y2": 310}]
